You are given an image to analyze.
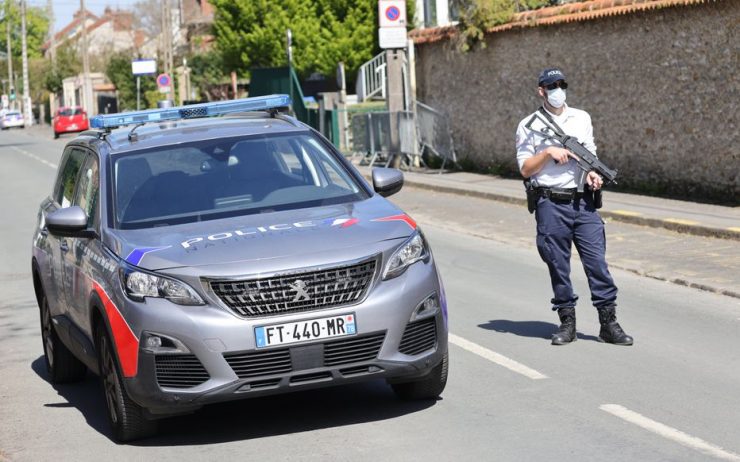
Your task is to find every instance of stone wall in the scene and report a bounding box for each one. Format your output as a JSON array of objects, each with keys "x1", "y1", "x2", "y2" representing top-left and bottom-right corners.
[{"x1": 414, "y1": 0, "x2": 738, "y2": 204}]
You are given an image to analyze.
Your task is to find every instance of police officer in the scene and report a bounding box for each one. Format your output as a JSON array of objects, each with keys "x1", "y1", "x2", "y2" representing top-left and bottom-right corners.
[{"x1": 515, "y1": 68, "x2": 633, "y2": 346}]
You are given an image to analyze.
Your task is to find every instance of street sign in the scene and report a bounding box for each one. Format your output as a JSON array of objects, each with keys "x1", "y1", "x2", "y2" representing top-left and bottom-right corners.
[
  {"x1": 132, "y1": 59, "x2": 156, "y2": 75},
  {"x1": 379, "y1": 27, "x2": 408, "y2": 49},
  {"x1": 378, "y1": 0, "x2": 407, "y2": 49},
  {"x1": 157, "y1": 73, "x2": 172, "y2": 93},
  {"x1": 379, "y1": 0, "x2": 406, "y2": 28}
]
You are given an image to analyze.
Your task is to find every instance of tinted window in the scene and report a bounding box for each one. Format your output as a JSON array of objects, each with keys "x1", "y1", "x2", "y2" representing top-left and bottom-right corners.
[
  {"x1": 54, "y1": 148, "x2": 87, "y2": 208},
  {"x1": 113, "y1": 132, "x2": 367, "y2": 229},
  {"x1": 73, "y1": 154, "x2": 100, "y2": 228},
  {"x1": 59, "y1": 108, "x2": 83, "y2": 116}
]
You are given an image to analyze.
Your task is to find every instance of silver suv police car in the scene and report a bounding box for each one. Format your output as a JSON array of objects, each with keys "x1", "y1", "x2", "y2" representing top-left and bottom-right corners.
[{"x1": 31, "y1": 95, "x2": 449, "y2": 441}]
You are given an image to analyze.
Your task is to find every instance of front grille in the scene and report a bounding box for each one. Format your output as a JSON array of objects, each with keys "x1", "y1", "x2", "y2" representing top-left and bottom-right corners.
[
  {"x1": 210, "y1": 258, "x2": 377, "y2": 318},
  {"x1": 155, "y1": 355, "x2": 210, "y2": 389},
  {"x1": 224, "y1": 348, "x2": 292, "y2": 379},
  {"x1": 324, "y1": 332, "x2": 385, "y2": 366},
  {"x1": 399, "y1": 317, "x2": 437, "y2": 355}
]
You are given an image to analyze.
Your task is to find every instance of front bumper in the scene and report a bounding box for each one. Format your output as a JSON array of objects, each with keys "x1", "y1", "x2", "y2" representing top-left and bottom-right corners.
[{"x1": 117, "y1": 256, "x2": 448, "y2": 416}]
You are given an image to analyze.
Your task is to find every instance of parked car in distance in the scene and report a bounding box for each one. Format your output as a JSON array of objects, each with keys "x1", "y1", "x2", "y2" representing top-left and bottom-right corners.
[
  {"x1": 0, "y1": 110, "x2": 25, "y2": 129},
  {"x1": 53, "y1": 106, "x2": 89, "y2": 138}
]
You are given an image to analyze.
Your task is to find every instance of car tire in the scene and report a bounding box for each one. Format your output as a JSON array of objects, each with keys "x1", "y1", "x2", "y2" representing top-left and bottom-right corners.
[
  {"x1": 53, "y1": 132, "x2": 59, "y2": 139},
  {"x1": 95, "y1": 322, "x2": 157, "y2": 442},
  {"x1": 39, "y1": 293, "x2": 87, "y2": 383},
  {"x1": 390, "y1": 350, "x2": 448, "y2": 400}
]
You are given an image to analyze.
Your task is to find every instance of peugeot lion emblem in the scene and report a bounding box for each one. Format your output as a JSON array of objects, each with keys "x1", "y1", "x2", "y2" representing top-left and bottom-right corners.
[{"x1": 289, "y1": 280, "x2": 310, "y2": 302}]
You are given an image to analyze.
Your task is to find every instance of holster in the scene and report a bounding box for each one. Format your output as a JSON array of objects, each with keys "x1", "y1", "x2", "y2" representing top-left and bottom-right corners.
[
  {"x1": 593, "y1": 189, "x2": 603, "y2": 209},
  {"x1": 523, "y1": 178, "x2": 537, "y2": 214}
]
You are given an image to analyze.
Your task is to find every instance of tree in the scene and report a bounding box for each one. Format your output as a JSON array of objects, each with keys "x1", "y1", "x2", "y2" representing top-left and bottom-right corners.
[
  {"x1": 210, "y1": 0, "x2": 390, "y2": 88},
  {"x1": 106, "y1": 51, "x2": 156, "y2": 110},
  {"x1": 0, "y1": 2, "x2": 49, "y2": 60},
  {"x1": 188, "y1": 50, "x2": 227, "y2": 101}
]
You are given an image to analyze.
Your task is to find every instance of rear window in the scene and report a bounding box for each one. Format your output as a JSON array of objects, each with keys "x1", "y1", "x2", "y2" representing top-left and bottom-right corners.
[
  {"x1": 59, "y1": 108, "x2": 83, "y2": 116},
  {"x1": 112, "y1": 132, "x2": 368, "y2": 229}
]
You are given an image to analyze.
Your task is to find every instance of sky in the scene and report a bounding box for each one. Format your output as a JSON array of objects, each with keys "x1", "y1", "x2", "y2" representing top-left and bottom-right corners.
[{"x1": 28, "y1": 0, "x2": 140, "y2": 34}]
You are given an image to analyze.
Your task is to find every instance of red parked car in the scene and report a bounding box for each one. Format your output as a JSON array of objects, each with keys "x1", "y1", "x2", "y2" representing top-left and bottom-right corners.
[{"x1": 53, "y1": 106, "x2": 89, "y2": 138}]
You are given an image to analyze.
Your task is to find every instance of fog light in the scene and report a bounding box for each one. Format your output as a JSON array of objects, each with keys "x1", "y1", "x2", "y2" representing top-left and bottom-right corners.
[
  {"x1": 144, "y1": 335, "x2": 162, "y2": 349},
  {"x1": 141, "y1": 331, "x2": 190, "y2": 354},
  {"x1": 412, "y1": 293, "x2": 440, "y2": 321}
]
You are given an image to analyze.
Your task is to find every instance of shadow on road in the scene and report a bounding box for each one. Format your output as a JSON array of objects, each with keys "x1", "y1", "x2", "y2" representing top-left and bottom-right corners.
[
  {"x1": 31, "y1": 356, "x2": 437, "y2": 446},
  {"x1": 478, "y1": 320, "x2": 601, "y2": 342}
]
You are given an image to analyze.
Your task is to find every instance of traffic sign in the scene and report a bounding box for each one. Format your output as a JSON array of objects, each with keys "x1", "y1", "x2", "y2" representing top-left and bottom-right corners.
[
  {"x1": 378, "y1": 0, "x2": 406, "y2": 28},
  {"x1": 157, "y1": 73, "x2": 172, "y2": 93},
  {"x1": 379, "y1": 27, "x2": 408, "y2": 49},
  {"x1": 132, "y1": 59, "x2": 156, "y2": 75},
  {"x1": 157, "y1": 73, "x2": 171, "y2": 88}
]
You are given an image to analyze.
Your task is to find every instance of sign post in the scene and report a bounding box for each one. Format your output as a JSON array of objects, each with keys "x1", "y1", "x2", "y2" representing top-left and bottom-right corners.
[
  {"x1": 132, "y1": 59, "x2": 157, "y2": 110},
  {"x1": 378, "y1": 0, "x2": 408, "y2": 167}
]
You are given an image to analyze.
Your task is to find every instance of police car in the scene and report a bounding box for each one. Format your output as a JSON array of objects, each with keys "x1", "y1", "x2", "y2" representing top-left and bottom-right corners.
[{"x1": 31, "y1": 95, "x2": 449, "y2": 441}]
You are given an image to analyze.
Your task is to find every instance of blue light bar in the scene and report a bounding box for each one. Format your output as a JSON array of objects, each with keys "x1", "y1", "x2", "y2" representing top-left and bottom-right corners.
[{"x1": 90, "y1": 94, "x2": 292, "y2": 129}]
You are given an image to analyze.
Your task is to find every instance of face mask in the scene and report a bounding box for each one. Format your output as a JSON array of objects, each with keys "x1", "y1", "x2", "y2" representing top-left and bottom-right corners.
[{"x1": 546, "y1": 88, "x2": 566, "y2": 108}]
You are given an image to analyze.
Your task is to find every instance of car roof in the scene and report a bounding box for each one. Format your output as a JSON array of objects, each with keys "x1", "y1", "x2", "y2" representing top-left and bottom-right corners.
[{"x1": 73, "y1": 114, "x2": 310, "y2": 156}]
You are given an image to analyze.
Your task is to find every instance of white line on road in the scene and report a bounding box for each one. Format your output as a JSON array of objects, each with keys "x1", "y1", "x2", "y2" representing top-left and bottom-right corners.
[
  {"x1": 10, "y1": 146, "x2": 58, "y2": 170},
  {"x1": 600, "y1": 404, "x2": 740, "y2": 461},
  {"x1": 448, "y1": 333, "x2": 548, "y2": 380}
]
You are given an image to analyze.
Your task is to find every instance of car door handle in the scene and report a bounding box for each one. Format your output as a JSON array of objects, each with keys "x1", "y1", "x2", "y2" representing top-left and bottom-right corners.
[{"x1": 60, "y1": 240, "x2": 69, "y2": 252}]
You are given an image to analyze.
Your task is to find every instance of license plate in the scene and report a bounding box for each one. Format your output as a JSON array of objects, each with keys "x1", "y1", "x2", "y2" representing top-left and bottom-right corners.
[{"x1": 255, "y1": 313, "x2": 356, "y2": 348}]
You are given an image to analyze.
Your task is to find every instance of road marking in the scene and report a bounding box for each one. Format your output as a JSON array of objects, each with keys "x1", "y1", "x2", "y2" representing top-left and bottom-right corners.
[
  {"x1": 600, "y1": 404, "x2": 740, "y2": 461},
  {"x1": 10, "y1": 146, "x2": 58, "y2": 169},
  {"x1": 610, "y1": 210, "x2": 643, "y2": 217},
  {"x1": 448, "y1": 333, "x2": 548, "y2": 380},
  {"x1": 663, "y1": 218, "x2": 700, "y2": 226}
]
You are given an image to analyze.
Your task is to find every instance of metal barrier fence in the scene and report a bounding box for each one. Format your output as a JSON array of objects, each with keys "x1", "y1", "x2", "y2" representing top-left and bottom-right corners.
[{"x1": 348, "y1": 101, "x2": 456, "y2": 171}]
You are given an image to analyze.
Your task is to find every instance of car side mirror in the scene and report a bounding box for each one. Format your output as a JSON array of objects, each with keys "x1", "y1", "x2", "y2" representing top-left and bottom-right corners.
[
  {"x1": 372, "y1": 167, "x2": 404, "y2": 198},
  {"x1": 46, "y1": 206, "x2": 96, "y2": 238}
]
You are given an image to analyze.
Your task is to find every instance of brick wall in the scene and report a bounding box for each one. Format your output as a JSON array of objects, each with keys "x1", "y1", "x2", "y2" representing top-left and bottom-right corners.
[{"x1": 414, "y1": 0, "x2": 738, "y2": 204}]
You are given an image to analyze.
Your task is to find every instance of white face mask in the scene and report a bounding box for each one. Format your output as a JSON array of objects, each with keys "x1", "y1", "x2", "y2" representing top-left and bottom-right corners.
[{"x1": 546, "y1": 88, "x2": 566, "y2": 108}]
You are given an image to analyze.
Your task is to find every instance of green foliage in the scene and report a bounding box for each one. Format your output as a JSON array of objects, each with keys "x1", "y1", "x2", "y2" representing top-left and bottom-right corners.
[
  {"x1": 0, "y1": 3, "x2": 49, "y2": 60},
  {"x1": 456, "y1": 0, "x2": 516, "y2": 52},
  {"x1": 44, "y1": 41, "x2": 82, "y2": 93},
  {"x1": 106, "y1": 52, "x2": 156, "y2": 110},
  {"x1": 210, "y1": 0, "x2": 378, "y2": 87},
  {"x1": 188, "y1": 50, "x2": 226, "y2": 100}
]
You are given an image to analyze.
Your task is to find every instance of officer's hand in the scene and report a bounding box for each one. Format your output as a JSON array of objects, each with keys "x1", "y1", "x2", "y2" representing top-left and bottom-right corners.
[
  {"x1": 548, "y1": 147, "x2": 572, "y2": 165},
  {"x1": 587, "y1": 171, "x2": 603, "y2": 190}
]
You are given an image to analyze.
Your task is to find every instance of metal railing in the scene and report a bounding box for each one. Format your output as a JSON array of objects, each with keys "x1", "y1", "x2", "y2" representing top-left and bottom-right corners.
[
  {"x1": 348, "y1": 101, "x2": 457, "y2": 172},
  {"x1": 356, "y1": 52, "x2": 387, "y2": 102}
]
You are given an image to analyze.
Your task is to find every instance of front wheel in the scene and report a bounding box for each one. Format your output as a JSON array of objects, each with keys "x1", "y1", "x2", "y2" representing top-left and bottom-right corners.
[
  {"x1": 96, "y1": 324, "x2": 157, "y2": 442},
  {"x1": 390, "y1": 350, "x2": 449, "y2": 400},
  {"x1": 39, "y1": 294, "x2": 86, "y2": 383}
]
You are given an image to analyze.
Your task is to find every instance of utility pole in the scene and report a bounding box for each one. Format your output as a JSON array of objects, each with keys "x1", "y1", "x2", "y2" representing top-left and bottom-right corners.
[
  {"x1": 6, "y1": 0, "x2": 13, "y2": 110},
  {"x1": 160, "y1": 0, "x2": 174, "y2": 102},
  {"x1": 46, "y1": 0, "x2": 55, "y2": 118},
  {"x1": 80, "y1": 0, "x2": 93, "y2": 114},
  {"x1": 20, "y1": 0, "x2": 31, "y2": 126}
]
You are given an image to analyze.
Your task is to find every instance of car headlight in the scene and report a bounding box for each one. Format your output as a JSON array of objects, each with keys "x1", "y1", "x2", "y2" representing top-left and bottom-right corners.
[
  {"x1": 120, "y1": 267, "x2": 204, "y2": 306},
  {"x1": 383, "y1": 232, "x2": 429, "y2": 280}
]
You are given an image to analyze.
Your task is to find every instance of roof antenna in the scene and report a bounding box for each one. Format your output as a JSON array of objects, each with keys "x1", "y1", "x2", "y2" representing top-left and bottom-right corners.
[{"x1": 128, "y1": 123, "x2": 145, "y2": 141}]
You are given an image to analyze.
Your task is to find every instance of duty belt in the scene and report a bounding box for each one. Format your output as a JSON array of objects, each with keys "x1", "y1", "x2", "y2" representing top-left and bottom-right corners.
[{"x1": 536, "y1": 187, "x2": 584, "y2": 201}]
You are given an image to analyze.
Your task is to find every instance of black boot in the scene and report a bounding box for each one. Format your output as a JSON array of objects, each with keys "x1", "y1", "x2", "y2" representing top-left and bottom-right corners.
[
  {"x1": 597, "y1": 305, "x2": 634, "y2": 345},
  {"x1": 552, "y1": 307, "x2": 577, "y2": 345}
]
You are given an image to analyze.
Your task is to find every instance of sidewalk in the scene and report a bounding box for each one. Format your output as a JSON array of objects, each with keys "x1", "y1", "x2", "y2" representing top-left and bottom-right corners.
[{"x1": 357, "y1": 165, "x2": 740, "y2": 241}]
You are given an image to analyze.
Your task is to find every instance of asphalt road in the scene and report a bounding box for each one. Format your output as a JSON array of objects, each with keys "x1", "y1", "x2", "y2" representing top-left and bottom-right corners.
[{"x1": 1, "y1": 128, "x2": 739, "y2": 461}]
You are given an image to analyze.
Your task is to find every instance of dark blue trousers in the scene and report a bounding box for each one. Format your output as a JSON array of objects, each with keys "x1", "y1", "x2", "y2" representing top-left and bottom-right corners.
[{"x1": 535, "y1": 194, "x2": 618, "y2": 310}]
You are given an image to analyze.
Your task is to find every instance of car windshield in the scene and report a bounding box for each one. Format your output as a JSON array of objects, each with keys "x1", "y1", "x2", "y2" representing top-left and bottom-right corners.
[
  {"x1": 59, "y1": 108, "x2": 82, "y2": 116},
  {"x1": 113, "y1": 132, "x2": 368, "y2": 229}
]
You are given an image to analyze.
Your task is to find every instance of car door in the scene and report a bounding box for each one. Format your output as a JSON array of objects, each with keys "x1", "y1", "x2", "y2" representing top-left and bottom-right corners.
[
  {"x1": 62, "y1": 150, "x2": 101, "y2": 333},
  {"x1": 46, "y1": 147, "x2": 87, "y2": 317}
]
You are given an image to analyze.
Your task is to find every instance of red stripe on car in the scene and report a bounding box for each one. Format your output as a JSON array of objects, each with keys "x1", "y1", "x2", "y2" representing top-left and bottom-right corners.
[
  {"x1": 372, "y1": 214, "x2": 417, "y2": 230},
  {"x1": 93, "y1": 281, "x2": 139, "y2": 377}
]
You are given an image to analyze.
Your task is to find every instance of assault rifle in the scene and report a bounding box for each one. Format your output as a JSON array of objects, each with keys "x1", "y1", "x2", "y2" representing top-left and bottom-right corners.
[{"x1": 524, "y1": 109, "x2": 618, "y2": 193}]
